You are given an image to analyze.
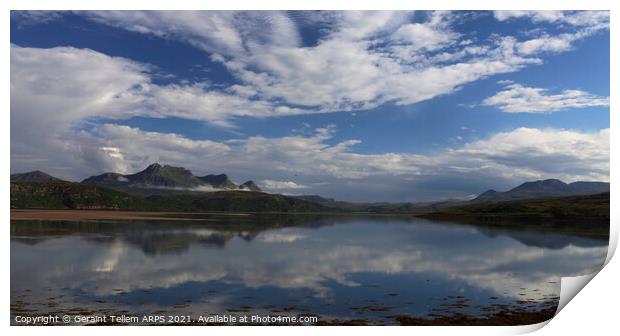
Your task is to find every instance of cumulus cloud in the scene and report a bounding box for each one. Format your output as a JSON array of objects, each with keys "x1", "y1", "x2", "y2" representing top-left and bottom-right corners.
[
  {"x1": 482, "y1": 83, "x2": 609, "y2": 113},
  {"x1": 9, "y1": 44, "x2": 312, "y2": 174},
  {"x1": 451, "y1": 127, "x2": 609, "y2": 182}
]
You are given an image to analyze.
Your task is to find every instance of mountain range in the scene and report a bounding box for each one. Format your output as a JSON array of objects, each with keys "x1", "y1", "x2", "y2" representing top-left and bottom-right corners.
[
  {"x1": 9, "y1": 168, "x2": 610, "y2": 228},
  {"x1": 10, "y1": 166, "x2": 609, "y2": 206},
  {"x1": 473, "y1": 179, "x2": 609, "y2": 203},
  {"x1": 79, "y1": 163, "x2": 261, "y2": 193}
]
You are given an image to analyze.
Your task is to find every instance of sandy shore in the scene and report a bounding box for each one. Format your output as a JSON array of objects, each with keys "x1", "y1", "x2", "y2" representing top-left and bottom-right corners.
[{"x1": 10, "y1": 209, "x2": 247, "y2": 221}]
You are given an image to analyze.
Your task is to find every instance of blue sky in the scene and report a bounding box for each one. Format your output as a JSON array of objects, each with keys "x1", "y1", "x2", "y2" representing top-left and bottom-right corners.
[{"x1": 10, "y1": 10, "x2": 610, "y2": 202}]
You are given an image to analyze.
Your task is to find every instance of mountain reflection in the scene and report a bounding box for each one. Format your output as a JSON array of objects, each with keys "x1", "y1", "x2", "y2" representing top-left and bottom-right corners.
[{"x1": 11, "y1": 215, "x2": 608, "y2": 320}]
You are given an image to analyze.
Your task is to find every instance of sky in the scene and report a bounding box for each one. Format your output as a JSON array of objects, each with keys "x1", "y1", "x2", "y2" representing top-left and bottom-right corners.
[{"x1": 10, "y1": 10, "x2": 610, "y2": 202}]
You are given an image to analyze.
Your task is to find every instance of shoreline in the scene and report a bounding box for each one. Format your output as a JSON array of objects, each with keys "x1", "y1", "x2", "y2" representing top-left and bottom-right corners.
[{"x1": 9, "y1": 209, "x2": 253, "y2": 221}]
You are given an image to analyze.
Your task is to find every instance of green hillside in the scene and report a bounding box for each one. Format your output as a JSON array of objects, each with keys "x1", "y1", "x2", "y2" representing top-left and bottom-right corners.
[
  {"x1": 10, "y1": 181, "x2": 333, "y2": 213},
  {"x1": 10, "y1": 181, "x2": 148, "y2": 210},
  {"x1": 419, "y1": 192, "x2": 610, "y2": 237}
]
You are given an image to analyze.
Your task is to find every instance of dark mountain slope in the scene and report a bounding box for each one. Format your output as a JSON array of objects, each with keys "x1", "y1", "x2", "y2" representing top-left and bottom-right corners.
[
  {"x1": 474, "y1": 179, "x2": 609, "y2": 203},
  {"x1": 123, "y1": 163, "x2": 203, "y2": 188},
  {"x1": 10, "y1": 181, "x2": 146, "y2": 210},
  {"x1": 239, "y1": 180, "x2": 261, "y2": 192},
  {"x1": 83, "y1": 163, "x2": 205, "y2": 189},
  {"x1": 199, "y1": 174, "x2": 237, "y2": 189},
  {"x1": 11, "y1": 171, "x2": 63, "y2": 183},
  {"x1": 11, "y1": 181, "x2": 331, "y2": 213}
]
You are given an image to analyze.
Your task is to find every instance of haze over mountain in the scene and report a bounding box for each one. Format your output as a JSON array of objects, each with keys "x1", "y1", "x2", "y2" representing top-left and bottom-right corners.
[
  {"x1": 81, "y1": 163, "x2": 261, "y2": 192},
  {"x1": 473, "y1": 179, "x2": 609, "y2": 203}
]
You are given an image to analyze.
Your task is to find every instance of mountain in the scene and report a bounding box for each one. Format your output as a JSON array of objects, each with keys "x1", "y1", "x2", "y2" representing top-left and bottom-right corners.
[
  {"x1": 122, "y1": 163, "x2": 203, "y2": 188},
  {"x1": 10, "y1": 170, "x2": 63, "y2": 183},
  {"x1": 84, "y1": 163, "x2": 206, "y2": 189},
  {"x1": 239, "y1": 180, "x2": 261, "y2": 192},
  {"x1": 82, "y1": 163, "x2": 260, "y2": 192},
  {"x1": 474, "y1": 179, "x2": 609, "y2": 203},
  {"x1": 199, "y1": 174, "x2": 237, "y2": 189}
]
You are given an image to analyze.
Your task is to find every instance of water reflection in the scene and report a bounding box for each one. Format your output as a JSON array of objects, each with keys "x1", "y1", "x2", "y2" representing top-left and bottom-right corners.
[{"x1": 11, "y1": 216, "x2": 607, "y2": 323}]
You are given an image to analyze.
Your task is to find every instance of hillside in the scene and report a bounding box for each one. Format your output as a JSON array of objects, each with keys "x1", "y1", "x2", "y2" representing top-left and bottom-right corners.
[
  {"x1": 10, "y1": 181, "x2": 147, "y2": 210},
  {"x1": 10, "y1": 181, "x2": 332, "y2": 213},
  {"x1": 10, "y1": 171, "x2": 64, "y2": 183},
  {"x1": 419, "y1": 192, "x2": 610, "y2": 237}
]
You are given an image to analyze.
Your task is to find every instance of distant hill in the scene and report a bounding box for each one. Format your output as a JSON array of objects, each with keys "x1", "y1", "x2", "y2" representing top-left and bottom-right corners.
[
  {"x1": 82, "y1": 163, "x2": 261, "y2": 192},
  {"x1": 473, "y1": 179, "x2": 609, "y2": 203},
  {"x1": 10, "y1": 170, "x2": 63, "y2": 183}
]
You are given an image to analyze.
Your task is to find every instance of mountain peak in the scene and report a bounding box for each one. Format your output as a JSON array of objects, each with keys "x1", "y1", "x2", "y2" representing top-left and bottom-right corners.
[
  {"x1": 239, "y1": 180, "x2": 261, "y2": 192},
  {"x1": 145, "y1": 162, "x2": 162, "y2": 172},
  {"x1": 199, "y1": 174, "x2": 237, "y2": 189},
  {"x1": 509, "y1": 179, "x2": 568, "y2": 194}
]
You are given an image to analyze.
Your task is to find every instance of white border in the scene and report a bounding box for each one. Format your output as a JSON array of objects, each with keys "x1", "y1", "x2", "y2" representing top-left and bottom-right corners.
[{"x1": 3, "y1": 1, "x2": 617, "y2": 335}]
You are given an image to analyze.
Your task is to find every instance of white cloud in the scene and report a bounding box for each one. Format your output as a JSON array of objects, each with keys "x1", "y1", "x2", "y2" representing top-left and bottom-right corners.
[
  {"x1": 482, "y1": 83, "x2": 609, "y2": 113},
  {"x1": 391, "y1": 11, "x2": 458, "y2": 52},
  {"x1": 452, "y1": 127, "x2": 609, "y2": 182},
  {"x1": 261, "y1": 180, "x2": 308, "y2": 190},
  {"x1": 24, "y1": 123, "x2": 607, "y2": 201},
  {"x1": 227, "y1": 11, "x2": 543, "y2": 111},
  {"x1": 10, "y1": 11, "x2": 610, "y2": 201},
  {"x1": 84, "y1": 11, "x2": 246, "y2": 56},
  {"x1": 494, "y1": 11, "x2": 609, "y2": 56},
  {"x1": 332, "y1": 11, "x2": 411, "y2": 40},
  {"x1": 9, "y1": 44, "x2": 316, "y2": 174},
  {"x1": 493, "y1": 10, "x2": 609, "y2": 27},
  {"x1": 68, "y1": 10, "x2": 590, "y2": 112},
  {"x1": 13, "y1": 11, "x2": 608, "y2": 116},
  {"x1": 494, "y1": 10, "x2": 567, "y2": 23}
]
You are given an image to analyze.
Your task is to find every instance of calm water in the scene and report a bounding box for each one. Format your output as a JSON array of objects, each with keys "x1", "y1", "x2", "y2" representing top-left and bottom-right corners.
[{"x1": 10, "y1": 215, "x2": 607, "y2": 325}]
